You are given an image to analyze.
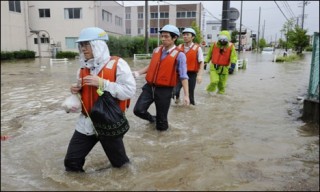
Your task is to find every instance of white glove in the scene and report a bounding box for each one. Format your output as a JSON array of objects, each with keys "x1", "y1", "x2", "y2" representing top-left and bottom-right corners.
[{"x1": 132, "y1": 71, "x2": 140, "y2": 78}]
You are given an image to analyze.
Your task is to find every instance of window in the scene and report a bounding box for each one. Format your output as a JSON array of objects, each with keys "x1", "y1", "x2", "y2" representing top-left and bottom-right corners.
[
  {"x1": 150, "y1": 28, "x2": 159, "y2": 34},
  {"x1": 138, "y1": 12, "x2": 143, "y2": 19},
  {"x1": 64, "y1": 8, "x2": 82, "y2": 19},
  {"x1": 65, "y1": 37, "x2": 78, "y2": 49},
  {"x1": 207, "y1": 34, "x2": 212, "y2": 39},
  {"x1": 102, "y1": 10, "x2": 112, "y2": 23},
  {"x1": 34, "y1": 37, "x2": 50, "y2": 44},
  {"x1": 39, "y1": 9, "x2": 50, "y2": 18},
  {"x1": 177, "y1": 11, "x2": 195, "y2": 18},
  {"x1": 212, "y1": 26, "x2": 217, "y2": 30},
  {"x1": 138, "y1": 28, "x2": 143, "y2": 35},
  {"x1": 115, "y1": 16, "x2": 122, "y2": 26},
  {"x1": 126, "y1": 28, "x2": 131, "y2": 35},
  {"x1": 125, "y1": 13, "x2": 131, "y2": 20},
  {"x1": 150, "y1": 12, "x2": 158, "y2": 19},
  {"x1": 9, "y1": 1, "x2": 21, "y2": 13},
  {"x1": 160, "y1": 12, "x2": 169, "y2": 18}
]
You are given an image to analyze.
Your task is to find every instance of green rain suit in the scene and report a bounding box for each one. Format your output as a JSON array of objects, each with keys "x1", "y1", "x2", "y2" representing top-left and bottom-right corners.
[{"x1": 204, "y1": 30, "x2": 237, "y2": 94}]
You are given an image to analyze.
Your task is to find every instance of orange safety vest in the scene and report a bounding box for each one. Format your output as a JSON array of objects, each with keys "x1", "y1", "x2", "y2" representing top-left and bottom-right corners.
[
  {"x1": 178, "y1": 43, "x2": 200, "y2": 72},
  {"x1": 80, "y1": 56, "x2": 130, "y2": 114},
  {"x1": 211, "y1": 42, "x2": 233, "y2": 66},
  {"x1": 145, "y1": 46, "x2": 181, "y2": 87}
]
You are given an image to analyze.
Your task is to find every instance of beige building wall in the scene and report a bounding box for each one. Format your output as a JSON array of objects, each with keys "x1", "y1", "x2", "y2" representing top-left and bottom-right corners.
[
  {"x1": 126, "y1": 3, "x2": 202, "y2": 38},
  {"x1": 1, "y1": 1, "x2": 125, "y2": 57},
  {"x1": 1, "y1": 1, "x2": 29, "y2": 51}
]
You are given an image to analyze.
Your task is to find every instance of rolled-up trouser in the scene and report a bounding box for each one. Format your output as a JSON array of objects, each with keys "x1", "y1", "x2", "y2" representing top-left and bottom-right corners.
[
  {"x1": 134, "y1": 83, "x2": 173, "y2": 131},
  {"x1": 64, "y1": 130, "x2": 129, "y2": 172}
]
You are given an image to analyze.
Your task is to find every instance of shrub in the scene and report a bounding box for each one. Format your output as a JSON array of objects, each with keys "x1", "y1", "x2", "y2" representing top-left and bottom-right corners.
[
  {"x1": 305, "y1": 46, "x2": 313, "y2": 52},
  {"x1": 275, "y1": 54, "x2": 301, "y2": 62},
  {"x1": 13, "y1": 50, "x2": 36, "y2": 59},
  {"x1": 56, "y1": 51, "x2": 78, "y2": 59},
  {"x1": 1, "y1": 50, "x2": 35, "y2": 60},
  {"x1": 1, "y1": 51, "x2": 14, "y2": 60}
]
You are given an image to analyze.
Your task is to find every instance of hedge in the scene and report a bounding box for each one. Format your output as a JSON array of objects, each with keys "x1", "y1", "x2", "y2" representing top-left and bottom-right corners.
[{"x1": 1, "y1": 50, "x2": 35, "y2": 60}]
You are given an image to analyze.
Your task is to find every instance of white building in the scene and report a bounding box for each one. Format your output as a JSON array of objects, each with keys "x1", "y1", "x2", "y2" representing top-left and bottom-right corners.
[
  {"x1": 205, "y1": 20, "x2": 221, "y2": 47},
  {"x1": 1, "y1": 1, "x2": 125, "y2": 57}
]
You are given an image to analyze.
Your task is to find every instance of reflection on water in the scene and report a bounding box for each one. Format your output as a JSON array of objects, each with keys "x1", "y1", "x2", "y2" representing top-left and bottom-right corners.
[{"x1": 1, "y1": 53, "x2": 319, "y2": 191}]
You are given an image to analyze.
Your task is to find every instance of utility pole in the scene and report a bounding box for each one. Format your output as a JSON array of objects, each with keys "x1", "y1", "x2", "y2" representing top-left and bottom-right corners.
[
  {"x1": 301, "y1": 0, "x2": 309, "y2": 30},
  {"x1": 237, "y1": 0, "x2": 243, "y2": 55},
  {"x1": 221, "y1": 0, "x2": 230, "y2": 30},
  {"x1": 145, "y1": 0, "x2": 149, "y2": 53},
  {"x1": 262, "y1": 20, "x2": 265, "y2": 40},
  {"x1": 257, "y1": 7, "x2": 261, "y2": 52}
]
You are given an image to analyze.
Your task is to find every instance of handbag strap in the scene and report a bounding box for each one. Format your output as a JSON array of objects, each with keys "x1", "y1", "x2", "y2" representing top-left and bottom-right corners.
[{"x1": 76, "y1": 93, "x2": 99, "y2": 136}]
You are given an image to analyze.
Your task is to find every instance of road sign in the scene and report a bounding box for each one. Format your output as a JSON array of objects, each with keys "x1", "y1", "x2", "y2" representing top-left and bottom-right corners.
[{"x1": 229, "y1": 7, "x2": 240, "y2": 22}]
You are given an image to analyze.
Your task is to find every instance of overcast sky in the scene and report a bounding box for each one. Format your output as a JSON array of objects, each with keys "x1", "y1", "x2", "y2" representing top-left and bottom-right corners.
[{"x1": 119, "y1": 1, "x2": 319, "y2": 41}]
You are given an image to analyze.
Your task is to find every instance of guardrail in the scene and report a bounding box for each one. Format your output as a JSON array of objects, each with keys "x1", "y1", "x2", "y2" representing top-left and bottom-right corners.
[
  {"x1": 133, "y1": 54, "x2": 152, "y2": 61},
  {"x1": 235, "y1": 58, "x2": 248, "y2": 71},
  {"x1": 50, "y1": 58, "x2": 68, "y2": 65}
]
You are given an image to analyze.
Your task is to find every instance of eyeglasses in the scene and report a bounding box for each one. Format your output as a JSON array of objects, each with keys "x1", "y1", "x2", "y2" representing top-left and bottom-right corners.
[{"x1": 79, "y1": 41, "x2": 91, "y2": 48}]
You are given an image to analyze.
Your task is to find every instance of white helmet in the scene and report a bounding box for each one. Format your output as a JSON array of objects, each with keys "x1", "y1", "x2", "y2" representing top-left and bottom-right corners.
[
  {"x1": 182, "y1": 28, "x2": 196, "y2": 36},
  {"x1": 159, "y1": 24, "x2": 180, "y2": 37},
  {"x1": 76, "y1": 27, "x2": 109, "y2": 43}
]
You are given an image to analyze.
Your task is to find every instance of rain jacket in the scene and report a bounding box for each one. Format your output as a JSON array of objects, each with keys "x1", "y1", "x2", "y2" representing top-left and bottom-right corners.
[{"x1": 204, "y1": 30, "x2": 237, "y2": 74}]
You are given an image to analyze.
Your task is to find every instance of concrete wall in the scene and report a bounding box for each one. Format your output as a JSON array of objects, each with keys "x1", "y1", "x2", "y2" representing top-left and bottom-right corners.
[
  {"x1": 1, "y1": 1, "x2": 28, "y2": 51},
  {"x1": 1, "y1": 1, "x2": 125, "y2": 57}
]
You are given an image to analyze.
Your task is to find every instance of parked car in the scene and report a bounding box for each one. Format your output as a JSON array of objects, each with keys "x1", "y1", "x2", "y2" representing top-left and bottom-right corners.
[{"x1": 262, "y1": 47, "x2": 274, "y2": 54}]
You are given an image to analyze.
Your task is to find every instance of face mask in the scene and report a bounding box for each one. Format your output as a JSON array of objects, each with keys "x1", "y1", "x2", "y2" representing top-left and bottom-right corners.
[{"x1": 219, "y1": 40, "x2": 228, "y2": 46}]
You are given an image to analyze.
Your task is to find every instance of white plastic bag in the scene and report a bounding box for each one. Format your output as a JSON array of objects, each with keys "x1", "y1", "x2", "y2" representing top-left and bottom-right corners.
[{"x1": 61, "y1": 94, "x2": 82, "y2": 113}]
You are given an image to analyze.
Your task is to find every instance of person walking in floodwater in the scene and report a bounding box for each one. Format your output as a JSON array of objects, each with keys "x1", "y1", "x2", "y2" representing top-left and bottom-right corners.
[
  {"x1": 132, "y1": 24, "x2": 190, "y2": 131},
  {"x1": 173, "y1": 27, "x2": 204, "y2": 105},
  {"x1": 204, "y1": 30, "x2": 237, "y2": 95},
  {"x1": 64, "y1": 27, "x2": 136, "y2": 172}
]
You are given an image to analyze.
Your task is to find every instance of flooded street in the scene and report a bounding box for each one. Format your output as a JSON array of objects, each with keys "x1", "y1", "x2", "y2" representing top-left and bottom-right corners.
[{"x1": 1, "y1": 52, "x2": 319, "y2": 191}]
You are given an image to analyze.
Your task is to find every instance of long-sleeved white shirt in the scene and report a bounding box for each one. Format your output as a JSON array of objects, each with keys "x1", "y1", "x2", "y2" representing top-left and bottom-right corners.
[{"x1": 75, "y1": 57, "x2": 136, "y2": 135}]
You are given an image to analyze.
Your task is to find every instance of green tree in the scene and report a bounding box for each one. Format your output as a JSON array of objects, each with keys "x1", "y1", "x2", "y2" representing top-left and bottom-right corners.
[
  {"x1": 259, "y1": 38, "x2": 267, "y2": 50},
  {"x1": 280, "y1": 19, "x2": 295, "y2": 51},
  {"x1": 288, "y1": 26, "x2": 309, "y2": 54},
  {"x1": 191, "y1": 21, "x2": 202, "y2": 44},
  {"x1": 230, "y1": 30, "x2": 238, "y2": 44}
]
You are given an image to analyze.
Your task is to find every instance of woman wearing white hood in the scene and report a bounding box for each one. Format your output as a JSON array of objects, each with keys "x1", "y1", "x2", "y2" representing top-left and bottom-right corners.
[{"x1": 64, "y1": 27, "x2": 136, "y2": 172}]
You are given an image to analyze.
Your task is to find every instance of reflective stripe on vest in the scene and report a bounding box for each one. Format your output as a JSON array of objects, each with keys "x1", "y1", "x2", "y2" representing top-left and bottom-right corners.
[
  {"x1": 80, "y1": 56, "x2": 130, "y2": 114},
  {"x1": 211, "y1": 42, "x2": 233, "y2": 66},
  {"x1": 145, "y1": 46, "x2": 181, "y2": 87}
]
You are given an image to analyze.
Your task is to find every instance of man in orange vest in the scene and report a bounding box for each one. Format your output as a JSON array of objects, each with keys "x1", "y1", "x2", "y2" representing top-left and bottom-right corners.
[
  {"x1": 174, "y1": 27, "x2": 204, "y2": 105},
  {"x1": 204, "y1": 30, "x2": 237, "y2": 95},
  {"x1": 64, "y1": 27, "x2": 136, "y2": 172},
  {"x1": 132, "y1": 24, "x2": 190, "y2": 131}
]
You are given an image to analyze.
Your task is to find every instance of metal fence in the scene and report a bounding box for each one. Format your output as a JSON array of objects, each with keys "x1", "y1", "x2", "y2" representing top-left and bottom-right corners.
[{"x1": 307, "y1": 32, "x2": 319, "y2": 100}]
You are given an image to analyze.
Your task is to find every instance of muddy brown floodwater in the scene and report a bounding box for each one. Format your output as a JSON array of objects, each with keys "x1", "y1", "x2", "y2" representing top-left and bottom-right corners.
[{"x1": 1, "y1": 51, "x2": 319, "y2": 191}]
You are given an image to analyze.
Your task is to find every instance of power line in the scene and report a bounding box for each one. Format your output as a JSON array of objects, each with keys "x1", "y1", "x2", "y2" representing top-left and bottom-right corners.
[
  {"x1": 203, "y1": 7, "x2": 221, "y2": 21},
  {"x1": 274, "y1": 1, "x2": 290, "y2": 22},
  {"x1": 282, "y1": 1, "x2": 295, "y2": 18}
]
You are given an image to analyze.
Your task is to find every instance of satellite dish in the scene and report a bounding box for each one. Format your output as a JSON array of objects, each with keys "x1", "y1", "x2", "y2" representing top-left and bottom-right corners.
[{"x1": 229, "y1": 7, "x2": 240, "y2": 22}]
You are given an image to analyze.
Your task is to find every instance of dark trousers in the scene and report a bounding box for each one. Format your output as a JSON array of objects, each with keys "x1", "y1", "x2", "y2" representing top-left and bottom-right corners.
[
  {"x1": 133, "y1": 83, "x2": 173, "y2": 131},
  {"x1": 175, "y1": 72, "x2": 197, "y2": 105},
  {"x1": 64, "y1": 130, "x2": 129, "y2": 172}
]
